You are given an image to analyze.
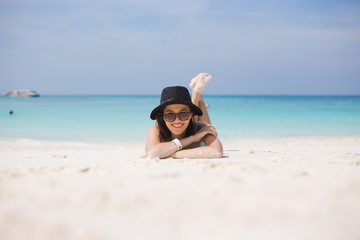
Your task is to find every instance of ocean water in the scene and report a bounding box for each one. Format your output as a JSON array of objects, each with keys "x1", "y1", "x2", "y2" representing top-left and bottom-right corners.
[{"x1": 1, "y1": 95, "x2": 360, "y2": 142}]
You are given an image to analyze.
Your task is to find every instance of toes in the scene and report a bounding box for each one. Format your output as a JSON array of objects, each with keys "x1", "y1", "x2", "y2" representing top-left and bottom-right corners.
[
  {"x1": 191, "y1": 73, "x2": 212, "y2": 91},
  {"x1": 190, "y1": 75, "x2": 199, "y2": 89}
]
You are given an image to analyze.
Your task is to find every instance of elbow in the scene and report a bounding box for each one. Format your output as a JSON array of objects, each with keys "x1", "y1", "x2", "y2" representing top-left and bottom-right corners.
[
  {"x1": 207, "y1": 149, "x2": 223, "y2": 158},
  {"x1": 209, "y1": 144, "x2": 223, "y2": 158},
  {"x1": 206, "y1": 139, "x2": 223, "y2": 158},
  {"x1": 210, "y1": 142, "x2": 223, "y2": 158},
  {"x1": 213, "y1": 150, "x2": 223, "y2": 158},
  {"x1": 147, "y1": 150, "x2": 168, "y2": 159},
  {"x1": 146, "y1": 146, "x2": 162, "y2": 159},
  {"x1": 147, "y1": 150, "x2": 160, "y2": 159}
]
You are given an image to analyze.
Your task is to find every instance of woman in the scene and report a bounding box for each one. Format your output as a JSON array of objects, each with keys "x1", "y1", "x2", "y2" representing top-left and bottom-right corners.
[{"x1": 145, "y1": 73, "x2": 223, "y2": 159}]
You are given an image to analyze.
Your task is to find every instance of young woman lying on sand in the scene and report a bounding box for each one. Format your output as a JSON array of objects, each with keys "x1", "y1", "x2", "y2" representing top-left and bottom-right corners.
[{"x1": 145, "y1": 73, "x2": 223, "y2": 159}]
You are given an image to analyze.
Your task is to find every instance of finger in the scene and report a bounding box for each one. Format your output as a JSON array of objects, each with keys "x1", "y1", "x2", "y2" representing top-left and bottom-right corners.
[
  {"x1": 209, "y1": 127, "x2": 218, "y2": 136},
  {"x1": 206, "y1": 129, "x2": 217, "y2": 137},
  {"x1": 207, "y1": 125, "x2": 215, "y2": 131},
  {"x1": 210, "y1": 128, "x2": 218, "y2": 136}
]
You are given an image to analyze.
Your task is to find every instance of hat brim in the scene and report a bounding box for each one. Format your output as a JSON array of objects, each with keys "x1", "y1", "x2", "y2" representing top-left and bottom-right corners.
[{"x1": 150, "y1": 100, "x2": 203, "y2": 120}]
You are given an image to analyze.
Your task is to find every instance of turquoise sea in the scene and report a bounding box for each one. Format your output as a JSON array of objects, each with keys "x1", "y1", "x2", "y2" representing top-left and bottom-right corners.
[{"x1": 1, "y1": 95, "x2": 360, "y2": 142}]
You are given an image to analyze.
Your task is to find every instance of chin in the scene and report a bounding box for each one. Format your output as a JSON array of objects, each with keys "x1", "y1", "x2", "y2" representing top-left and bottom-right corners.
[
  {"x1": 170, "y1": 127, "x2": 186, "y2": 135},
  {"x1": 168, "y1": 123, "x2": 188, "y2": 135}
]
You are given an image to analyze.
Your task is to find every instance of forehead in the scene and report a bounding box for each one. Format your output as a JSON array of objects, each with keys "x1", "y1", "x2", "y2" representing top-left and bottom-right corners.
[{"x1": 164, "y1": 104, "x2": 190, "y2": 112}]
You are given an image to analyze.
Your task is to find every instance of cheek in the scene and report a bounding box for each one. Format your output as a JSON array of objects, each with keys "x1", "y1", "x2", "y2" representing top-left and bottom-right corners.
[{"x1": 164, "y1": 121, "x2": 171, "y2": 128}]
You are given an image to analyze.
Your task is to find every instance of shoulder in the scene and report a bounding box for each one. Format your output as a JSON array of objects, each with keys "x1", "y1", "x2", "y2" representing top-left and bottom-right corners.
[
  {"x1": 195, "y1": 121, "x2": 209, "y2": 130},
  {"x1": 146, "y1": 125, "x2": 161, "y2": 150},
  {"x1": 148, "y1": 124, "x2": 159, "y2": 135},
  {"x1": 192, "y1": 121, "x2": 206, "y2": 127},
  {"x1": 198, "y1": 122, "x2": 207, "y2": 128}
]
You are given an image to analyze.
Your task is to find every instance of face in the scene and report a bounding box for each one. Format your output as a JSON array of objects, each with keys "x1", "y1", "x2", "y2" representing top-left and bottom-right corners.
[{"x1": 163, "y1": 104, "x2": 192, "y2": 137}]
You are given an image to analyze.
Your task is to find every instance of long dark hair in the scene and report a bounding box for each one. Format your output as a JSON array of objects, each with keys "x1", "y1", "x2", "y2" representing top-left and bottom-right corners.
[{"x1": 156, "y1": 112, "x2": 195, "y2": 142}]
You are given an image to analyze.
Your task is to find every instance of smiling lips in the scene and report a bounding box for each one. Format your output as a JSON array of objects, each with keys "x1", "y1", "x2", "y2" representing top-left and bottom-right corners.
[{"x1": 172, "y1": 123, "x2": 184, "y2": 129}]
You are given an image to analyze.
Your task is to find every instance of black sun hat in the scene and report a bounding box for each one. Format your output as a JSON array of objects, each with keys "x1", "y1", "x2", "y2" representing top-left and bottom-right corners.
[{"x1": 150, "y1": 86, "x2": 203, "y2": 120}]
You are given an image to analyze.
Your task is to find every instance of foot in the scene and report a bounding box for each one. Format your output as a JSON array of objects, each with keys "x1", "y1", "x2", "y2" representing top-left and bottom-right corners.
[
  {"x1": 193, "y1": 73, "x2": 212, "y2": 92},
  {"x1": 189, "y1": 74, "x2": 200, "y2": 89}
]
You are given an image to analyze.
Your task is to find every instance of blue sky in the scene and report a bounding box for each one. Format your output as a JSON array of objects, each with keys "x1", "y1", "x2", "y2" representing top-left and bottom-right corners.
[{"x1": 1, "y1": 0, "x2": 359, "y2": 95}]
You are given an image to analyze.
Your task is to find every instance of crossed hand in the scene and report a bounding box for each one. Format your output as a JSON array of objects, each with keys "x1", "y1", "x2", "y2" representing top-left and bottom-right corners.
[{"x1": 193, "y1": 123, "x2": 218, "y2": 142}]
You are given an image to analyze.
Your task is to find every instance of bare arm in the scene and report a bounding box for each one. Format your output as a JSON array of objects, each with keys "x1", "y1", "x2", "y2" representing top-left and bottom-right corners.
[
  {"x1": 145, "y1": 125, "x2": 197, "y2": 159},
  {"x1": 171, "y1": 134, "x2": 223, "y2": 159},
  {"x1": 145, "y1": 123, "x2": 222, "y2": 159}
]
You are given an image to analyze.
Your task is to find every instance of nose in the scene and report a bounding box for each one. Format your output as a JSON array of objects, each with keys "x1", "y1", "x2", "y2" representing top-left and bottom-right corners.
[{"x1": 173, "y1": 115, "x2": 182, "y2": 122}]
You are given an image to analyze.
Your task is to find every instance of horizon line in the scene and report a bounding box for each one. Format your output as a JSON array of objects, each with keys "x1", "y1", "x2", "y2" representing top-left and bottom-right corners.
[{"x1": 2, "y1": 93, "x2": 360, "y2": 97}]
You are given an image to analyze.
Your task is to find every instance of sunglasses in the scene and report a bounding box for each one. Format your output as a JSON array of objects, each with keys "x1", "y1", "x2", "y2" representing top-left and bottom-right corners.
[{"x1": 163, "y1": 112, "x2": 191, "y2": 122}]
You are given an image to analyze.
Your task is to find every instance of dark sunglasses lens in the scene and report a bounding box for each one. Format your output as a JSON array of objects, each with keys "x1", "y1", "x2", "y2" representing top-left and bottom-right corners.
[
  {"x1": 164, "y1": 113, "x2": 176, "y2": 122},
  {"x1": 178, "y1": 112, "x2": 190, "y2": 121}
]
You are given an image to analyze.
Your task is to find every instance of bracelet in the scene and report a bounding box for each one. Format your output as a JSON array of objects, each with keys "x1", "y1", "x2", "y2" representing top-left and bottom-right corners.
[{"x1": 172, "y1": 138, "x2": 182, "y2": 151}]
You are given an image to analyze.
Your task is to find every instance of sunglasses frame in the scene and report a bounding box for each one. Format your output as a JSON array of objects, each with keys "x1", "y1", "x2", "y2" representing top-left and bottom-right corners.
[{"x1": 163, "y1": 112, "x2": 191, "y2": 122}]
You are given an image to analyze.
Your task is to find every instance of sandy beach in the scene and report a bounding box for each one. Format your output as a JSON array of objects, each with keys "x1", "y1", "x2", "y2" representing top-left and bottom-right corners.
[{"x1": 1, "y1": 137, "x2": 360, "y2": 240}]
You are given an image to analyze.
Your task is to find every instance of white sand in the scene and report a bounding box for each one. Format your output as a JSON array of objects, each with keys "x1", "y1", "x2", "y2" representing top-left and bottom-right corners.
[{"x1": 1, "y1": 137, "x2": 360, "y2": 240}]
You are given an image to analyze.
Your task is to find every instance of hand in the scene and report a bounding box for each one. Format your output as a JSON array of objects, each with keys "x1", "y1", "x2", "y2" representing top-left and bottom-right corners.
[{"x1": 193, "y1": 123, "x2": 218, "y2": 142}]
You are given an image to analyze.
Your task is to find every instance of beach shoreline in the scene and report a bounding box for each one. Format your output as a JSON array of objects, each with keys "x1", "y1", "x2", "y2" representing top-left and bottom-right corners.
[{"x1": 1, "y1": 136, "x2": 360, "y2": 240}]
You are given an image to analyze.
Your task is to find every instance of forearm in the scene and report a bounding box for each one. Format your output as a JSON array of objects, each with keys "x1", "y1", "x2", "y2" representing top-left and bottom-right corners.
[
  {"x1": 171, "y1": 146, "x2": 223, "y2": 159},
  {"x1": 147, "y1": 136, "x2": 196, "y2": 159}
]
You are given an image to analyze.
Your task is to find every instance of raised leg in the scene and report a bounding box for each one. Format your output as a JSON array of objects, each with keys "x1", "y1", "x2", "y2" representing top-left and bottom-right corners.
[
  {"x1": 192, "y1": 88, "x2": 211, "y2": 124},
  {"x1": 190, "y1": 73, "x2": 212, "y2": 124}
]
